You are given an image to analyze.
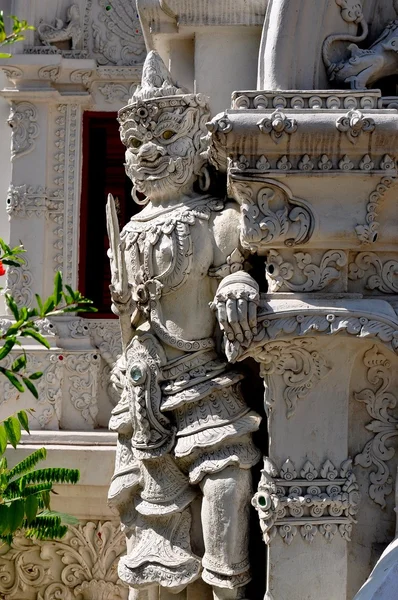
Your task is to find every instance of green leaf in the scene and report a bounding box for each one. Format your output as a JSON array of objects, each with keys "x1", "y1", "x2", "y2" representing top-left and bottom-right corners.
[
  {"x1": 11, "y1": 355, "x2": 27, "y2": 372},
  {"x1": 35, "y1": 294, "x2": 43, "y2": 314},
  {"x1": 6, "y1": 319, "x2": 25, "y2": 336},
  {"x1": 29, "y1": 372, "x2": 43, "y2": 381},
  {"x1": 22, "y1": 377, "x2": 38, "y2": 400},
  {"x1": 0, "y1": 505, "x2": 9, "y2": 534},
  {"x1": 65, "y1": 285, "x2": 78, "y2": 301},
  {"x1": 5, "y1": 295, "x2": 19, "y2": 320},
  {"x1": 0, "y1": 338, "x2": 16, "y2": 361},
  {"x1": 1, "y1": 259, "x2": 22, "y2": 267},
  {"x1": 25, "y1": 495, "x2": 38, "y2": 524},
  {"x1": 7, "y1": 448, "x2": 46, "y2": 482},
  {"x1": 8, "y1": 499, "x2": 24, "y2": 532},
  {"x1": 42, "y1": 296, "x2": 55, "y2": 315},
  {"x1": 17, "y1": 410, "x2": 30, "y2": 434},
  {"x1": 0, "y1": 426, "x2": 8, "y2": 454},
  {"x1": 20, "y1": 329, "x2": 50, "y2": 349},
  {"x1": 53, "y1": 272, "x2": 63, "y2": 305},
  {"x1": 0, "y1": 368, "x2": 24, "y2": 394},
  {"x1": 3, "y1": 416, "x2": 22, "y2": 449}
]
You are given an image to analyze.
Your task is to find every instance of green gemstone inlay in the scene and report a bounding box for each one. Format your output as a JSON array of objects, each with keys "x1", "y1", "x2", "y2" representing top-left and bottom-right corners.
[{"x1": 130, "y1": 366, "x2": 143, "y2": 382}]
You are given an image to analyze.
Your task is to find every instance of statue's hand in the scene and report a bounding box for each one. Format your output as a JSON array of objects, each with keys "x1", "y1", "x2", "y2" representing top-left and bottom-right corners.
[{"x1": 211, "y1": 272, "x2": 259, "y2": 360}]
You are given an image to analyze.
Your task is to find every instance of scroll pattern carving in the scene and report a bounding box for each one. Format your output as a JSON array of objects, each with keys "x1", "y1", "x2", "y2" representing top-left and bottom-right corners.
[
  {"x1": 98, "y1": 82, "x2": 137, "y2": 103},
  {"x1": 6, "y1": 185, "x2": 63, "y2": 219},
  {"x1": 256, "y1": 339, "x2": 331, "y2": 418},
  {"x1": 252, "y1": 457, "x2": 360, "y2": 545},
  {"x1": 7, "y1": 102, "x2": 39, "y2": 160},
  {"x1": 65, "y1": 353, "x2": 101, "y2": 426},
  {"x1": 3, "y1": 255, "x2": 34, "y2": 308},
  {"x1": 0, "y1": 521, "x2": 127, "y2": 600},
  {"x1": 349, "y1": 252, "x2": 398, "y2": 294},
  {"x1": 354, "y1": 345, "x2": 398, "y2": 508},
  {"x1": 89, "y1": 0, "x2": 145, "y2": 66},
  {"x1": 232, "y1": 308, "x2": 398, "y2": 366},
  {"x1": 266, "y1": 249, "x2": 347, "y2": 292},
  {"x1": 51, "y1": 104, "x2": 80, "y2": 284},
  {"x1": 0, "y1": 352, "x2": 63, "y2": 428},
  {"x1": 231, "y1": 180, "x2": 314, "y2": 251},
  {"x1": 355, "y1": 175, "x2": 397, "y2": 244}
]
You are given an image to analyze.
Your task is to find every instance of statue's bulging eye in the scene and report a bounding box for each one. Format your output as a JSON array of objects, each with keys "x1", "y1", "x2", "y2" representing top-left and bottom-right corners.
[
  {"x1": 130, "y1": 138, "x2": 142, "y2": 149},
  {"x1": 162, "y1": 130, "x2": 175, "y2": 140}
]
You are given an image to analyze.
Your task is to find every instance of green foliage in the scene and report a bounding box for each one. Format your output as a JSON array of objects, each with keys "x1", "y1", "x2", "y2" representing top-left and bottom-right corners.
[
  {"x1": 0, "y1": 241, "x2": 97, "y2": 398},
  {"x1": 0, "y1": 413, "x2": 80, "y2": 543},
  {"x1": 0, "y1": 11, "x2": 35, "y2": 58},
  {"x1": 0, "y1": 237, "x2": 91, "y2": 543}
]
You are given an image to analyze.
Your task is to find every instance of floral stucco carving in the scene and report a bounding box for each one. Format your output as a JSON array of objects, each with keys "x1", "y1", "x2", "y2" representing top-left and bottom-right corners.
[
  {"x1": 252, "y1": 457, "x2": 360, "y2": 545},
  {"x1": 354, "y1": 345, "x2": 398, "y2": 508},
  {"x1": 231, "y1": 180, "x2": 315, "y2": 252},
  {"x1": 265, "y1": 249, "x2": 347, "y2": 293},
  {"x1": 256, "y1": 338, "x2": 331, "y2": 418},
  {"x1": 7, "y1": 102, "x2": 39, "y2": 160},
  {"x1": 336, "y1": 110, "x2": 375, "y2": 144},
  {"x1": 349, "y1": 252, "x2": 398, "y2": 294},
  {"x1": 0, "y1": 521, "x2": 127, "y2": 600},
  {"x1": 257, "y1": 110, "x2": 298, "y2": 144}
]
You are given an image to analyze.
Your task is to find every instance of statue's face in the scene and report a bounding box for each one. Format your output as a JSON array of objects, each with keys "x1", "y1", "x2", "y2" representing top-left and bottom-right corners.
[{"x1": 119, "y1": 100, "x2": 205, "y2": 202}]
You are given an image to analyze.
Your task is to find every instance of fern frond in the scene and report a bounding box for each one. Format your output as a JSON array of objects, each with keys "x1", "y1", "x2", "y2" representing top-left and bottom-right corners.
[
  {"x1": 18, "y1": 468, "x2": 80, "y2": 487},
  {"x1": 23, "y1": 512, "x2": 68, "y2": 540},
  {"x1": 7, "y1": 448, "x2": 47, "y2": 481},
  {"x1": 2, "y1": 482, "x2": 53, "y2": 500}
]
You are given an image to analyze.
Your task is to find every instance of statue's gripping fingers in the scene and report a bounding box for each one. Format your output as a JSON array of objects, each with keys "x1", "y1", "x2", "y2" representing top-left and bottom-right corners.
[{"x1": 212, "y1": 272, "x2": 260, "y2": 362}]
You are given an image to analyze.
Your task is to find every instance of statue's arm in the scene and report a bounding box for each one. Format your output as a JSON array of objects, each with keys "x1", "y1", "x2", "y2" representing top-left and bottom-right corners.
[{"x1": 210, "y1": 201, "x2": 259, "y2": 362}]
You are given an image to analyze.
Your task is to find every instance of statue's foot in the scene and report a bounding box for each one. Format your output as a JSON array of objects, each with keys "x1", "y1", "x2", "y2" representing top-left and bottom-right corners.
[{"x1": 212, "y1": 586, "x2": 248, "y2": 600}]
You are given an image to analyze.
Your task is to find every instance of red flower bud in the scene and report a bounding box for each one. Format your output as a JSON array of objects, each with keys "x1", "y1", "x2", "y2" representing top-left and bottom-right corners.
[{"x1": 0, "y1": 260, "x2": 5, "y2": 276}]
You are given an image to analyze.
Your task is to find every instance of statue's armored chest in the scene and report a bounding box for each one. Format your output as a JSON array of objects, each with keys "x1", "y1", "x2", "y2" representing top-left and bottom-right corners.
[{"x1": 121, "y1": 197, "x2": 224, "y2": 296}]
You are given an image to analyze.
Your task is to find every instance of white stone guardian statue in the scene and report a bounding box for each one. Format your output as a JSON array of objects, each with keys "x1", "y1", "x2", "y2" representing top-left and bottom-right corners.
[{"x1": 106, "y1": 51, "x2": 261, "y2": 600}]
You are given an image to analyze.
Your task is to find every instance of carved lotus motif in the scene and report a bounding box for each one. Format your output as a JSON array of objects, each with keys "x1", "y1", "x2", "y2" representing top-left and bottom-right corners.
[
  {"x1": 336, "y1": 110, "x2": 375, "y2": 144},
  {"x1": 257, "y1": 110, "x2": 298, "y2": 144}
]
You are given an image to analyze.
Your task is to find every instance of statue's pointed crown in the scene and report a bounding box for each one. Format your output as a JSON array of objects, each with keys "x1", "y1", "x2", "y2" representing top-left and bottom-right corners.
[{"x1": 128, "y1": 50, "x2": 188, "y2": 104}]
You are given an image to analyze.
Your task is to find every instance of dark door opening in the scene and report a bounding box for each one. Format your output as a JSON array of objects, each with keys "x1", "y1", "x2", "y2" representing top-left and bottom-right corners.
[{"x1": 79, "y1": 111, "x2": 137, "y2": 317}]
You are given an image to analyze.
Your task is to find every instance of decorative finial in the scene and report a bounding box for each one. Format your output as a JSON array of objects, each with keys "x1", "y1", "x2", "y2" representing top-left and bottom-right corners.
[{"x1": 128, "y1": 51, "x2": 187, "y2": 104}]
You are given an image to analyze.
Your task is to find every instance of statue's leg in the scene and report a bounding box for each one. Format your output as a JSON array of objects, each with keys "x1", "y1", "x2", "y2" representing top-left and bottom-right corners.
[{"x1": 199, "y1": 465, "x2": 252, "y2": 600}]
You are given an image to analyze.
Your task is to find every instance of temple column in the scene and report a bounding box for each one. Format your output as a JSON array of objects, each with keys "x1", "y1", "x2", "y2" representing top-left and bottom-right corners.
[{"x1": 209, "y1": 88, "x2": 398, "y2": 599}]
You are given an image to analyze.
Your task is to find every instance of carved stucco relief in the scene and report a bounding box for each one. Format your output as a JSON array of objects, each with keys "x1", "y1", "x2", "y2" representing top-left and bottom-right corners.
[
  {"x1": 349, "y1": 252, "x2": 398, "y2": 294},
  {"x1": 84, "y1": 0, "x2": 145, "y2": 66},
  {"x1": 265, "y1": 249, "x2": 348, "y2": 293},
  {"x1": 51, "y1": 104, "x2": 81, "y2": 286},
  {"x1": 3, "y1": 254, "x2": 34, "y2": 309},
  {"x1": 0, "y1": 351, "x2": 63, "y2": 429},
  {"x1": 7, "y1": 102, "x2": 39, "y2": 160},
  {"x1": 256, "y1": 338, "x2": 331, "y2": 419},
  {"x1": 252, "y1": 457, "x2": 360, "y2": 545},
  {"x1": 324, "y1": 1, "x2": 398, "y2": 89},
  {"x1": 0, "y1": 521, "x2": 127, "y2": 600},
  {"x1": 229, "y1": 152, "x2": 396, "y2": 173},
  {"x1": 231, "y1": 180, "x2": 315, "y2": 252},
  {"x1": 355, "y1": 175, "x2": 397, "y2": 244},
  {"x1": 354, "y1": 345, "x2": 398, "y2": 508}
]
